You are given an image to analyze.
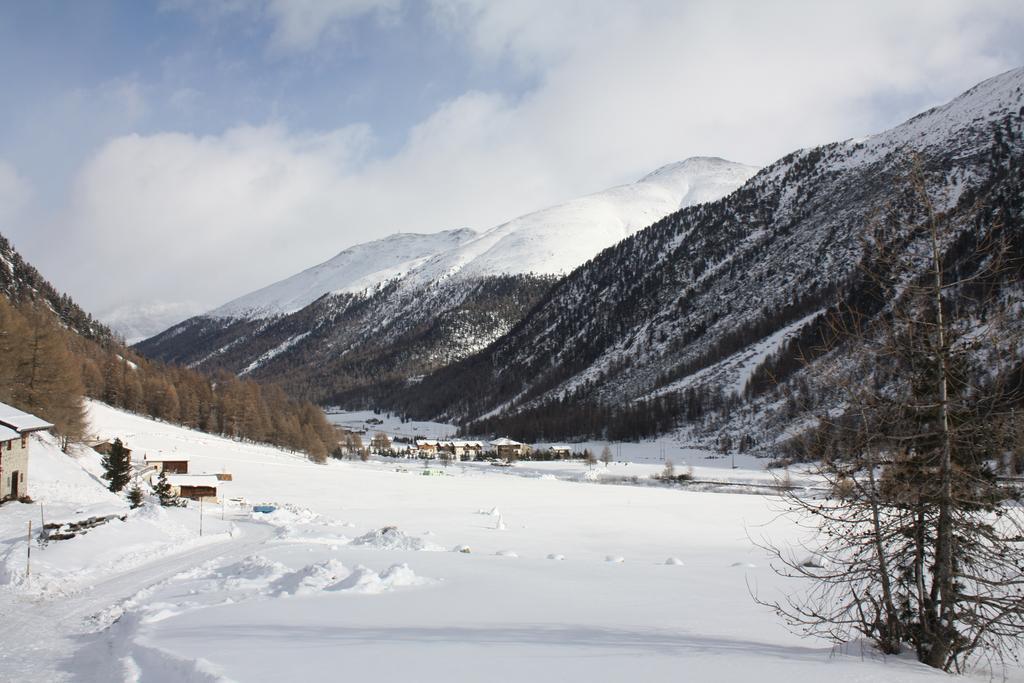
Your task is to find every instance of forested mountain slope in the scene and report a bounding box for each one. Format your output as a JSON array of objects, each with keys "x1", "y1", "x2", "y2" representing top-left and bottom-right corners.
[
  {"x1": 385, "y1": 68, "x2": 1024, "y2": 444},
  {"x1": 0, "y1": 234, "x2": 336, "y2": 460}
]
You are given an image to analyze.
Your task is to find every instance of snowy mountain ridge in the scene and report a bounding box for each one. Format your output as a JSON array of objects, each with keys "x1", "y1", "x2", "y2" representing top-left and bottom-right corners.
[
  {"x1": 209, "y1": 228, "x2": 479, "y2": 320},
  {"x1": 399, "y1": 157, "x2": 758, "y2": 288},
  {"x1": 137, "y1": 156, "x2": 756, "y2": 395},
  {"x1": 201, "y1": 157, "x2": 756, "y2": 321}
]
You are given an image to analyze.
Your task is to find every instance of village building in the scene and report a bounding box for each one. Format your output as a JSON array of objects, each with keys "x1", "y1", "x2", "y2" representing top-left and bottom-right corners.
[
  {"x1": 0, "y1": 401, "x2": 54, "y2": 502},
  {"x1": 144, "y1": 454, "x2": 190, "y2": 475},
  {"x1": 490, "y1": 437, "x2": 527, "y2": 460},
  {"x1": 87, "y1": 439, "x2": 133, "y2": 458},
  {"x1": 166, "y1": 474, "x2": 219, "y2": 501},
  {"x1": 548, "y1": 445, "x2": 572, "y2": 459},
  {"x1": 415, "y1": 439, "x2": 440, "y2": 457},
  {"x1": 452, "y1": 440, "x2": 484, "y2": 460}
]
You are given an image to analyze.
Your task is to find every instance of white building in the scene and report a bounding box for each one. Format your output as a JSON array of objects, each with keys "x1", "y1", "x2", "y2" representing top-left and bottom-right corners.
[{"x1": 0, "y1": 401, "x2": 54, "y2": 501}]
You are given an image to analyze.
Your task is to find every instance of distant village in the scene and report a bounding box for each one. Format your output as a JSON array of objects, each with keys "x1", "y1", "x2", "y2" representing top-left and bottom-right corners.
[
  {"x1": 337, "y1": 426, "x2": 580, "y2": 464},
  {"x1": 1, "y1": 399, "x2": 588, "y2": 508}
]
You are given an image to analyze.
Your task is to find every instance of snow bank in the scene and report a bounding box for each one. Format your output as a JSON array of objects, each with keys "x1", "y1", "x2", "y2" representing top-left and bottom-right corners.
[
  {"x1": 272, "y1": 558, "x2": 351, "y2": 596},
  {"x1": 351, "y1": 526, "x2": 443, "y2": 552},
  {"x1": 326, "y1": 562, "x2": 430, "y2": 594}
]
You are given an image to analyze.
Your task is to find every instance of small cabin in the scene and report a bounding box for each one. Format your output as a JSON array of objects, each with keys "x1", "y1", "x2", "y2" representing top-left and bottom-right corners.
[
  {"x1": 0, "y1": 402, "x2": 54, "y2": 502},
  {"x1": 144, "y1": 454, "x2": 189, "y2": 475},
  {"x1": 88, "y1": 439, "x2": 133, "y2": 458},
  {"x1": 166, "y1": 474, "x2": 219, "y2": 501}
]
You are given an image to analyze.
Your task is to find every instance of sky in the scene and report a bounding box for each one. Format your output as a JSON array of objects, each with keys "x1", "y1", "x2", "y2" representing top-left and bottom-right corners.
[{"x1": 2, "y1": 0, "x2": 1024, "y2": 324}]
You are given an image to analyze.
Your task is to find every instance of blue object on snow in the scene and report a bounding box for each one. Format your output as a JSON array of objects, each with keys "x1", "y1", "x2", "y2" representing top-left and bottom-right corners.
[{"x1": 252, "y1": 505, "x2": 277, "y2": 514}]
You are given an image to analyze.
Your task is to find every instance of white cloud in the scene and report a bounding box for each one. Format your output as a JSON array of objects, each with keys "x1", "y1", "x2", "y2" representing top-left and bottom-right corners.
[
  {"x1": 0, "y1": 161, "x2": 33, "y2": 228},
  {"x1": 266, "y1": 0, "x2": 401, "y2": 53},
  {"x1": 162, "y1": 0, "x2": 401, "y2": 53},
  {"x1": 58, "y1": 125, "x2": 372, "y2": 309},
  {"x1": 33, "y1": 0, "x2": 1024, "y2": 315}
]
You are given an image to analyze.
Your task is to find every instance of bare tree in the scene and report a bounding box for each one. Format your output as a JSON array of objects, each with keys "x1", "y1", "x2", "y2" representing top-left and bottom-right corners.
[
  {"x1": 759, "y1": 160, "x2": 1024, "y2": 673},
  {"x1": 600, "y1": 445, "x2": 613, "y2": 467}
]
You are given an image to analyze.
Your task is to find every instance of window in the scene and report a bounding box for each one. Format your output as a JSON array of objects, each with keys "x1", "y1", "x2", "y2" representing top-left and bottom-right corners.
[{"x1": 21, "y1": 435, "x2": 28, "y2": 448}]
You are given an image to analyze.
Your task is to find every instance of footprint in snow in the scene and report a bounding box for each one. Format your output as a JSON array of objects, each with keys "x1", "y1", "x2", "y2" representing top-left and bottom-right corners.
[
  {"x1": 730, "y1": 562, "x2": 757, "y2": 568},
  {"x1": 664, "y1": 557, "x2": 684, "y2": 566},
  {"x1": 605, "y1": 556, "x2": 625, "y2": 563},
  {"x1": 546, "y1": 554, "x2": 566, "y2": 561}
]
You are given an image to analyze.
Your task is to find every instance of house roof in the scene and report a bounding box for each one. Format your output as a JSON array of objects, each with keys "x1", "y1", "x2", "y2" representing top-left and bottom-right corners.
[
  {"x1": 166, "y1": 474, "x2": 219, "y2": 488},
  {"x1": 452, "y1": 440, "x2": 483, "y2": 447},
  {"x1": 0, "y1": 425, "x2": 20, "y2": 441},
  {"x1": 549, "y1": 445, "x2": 572, "y2": 451},
  {"x1": 489, "y1": 437, "x2": 523, "y2": 447},
  {"x1": 0, "y1": 401, "x2": 53, "y2": 433},
  {"x1": 145, "y1": 454, "x2": 188, "y2": 462}
]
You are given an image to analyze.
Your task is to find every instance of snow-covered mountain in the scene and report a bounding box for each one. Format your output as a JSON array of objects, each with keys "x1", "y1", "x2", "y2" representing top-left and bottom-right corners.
[
  {"x1": 401, "y1": 157, "x2": 757, "y2": 288},
  {"x1": 385, "y1": 67, "x2": 1024, "y2": 444},
  {"x1": 136, "y1": 157, "x2": 756, "y2": 397},
  {"x1": 202, "y1": 157, "x2": 756, "y2": 321},
  {"x1": 209, "y1": 228, "x2": 478, "y2": 320}
]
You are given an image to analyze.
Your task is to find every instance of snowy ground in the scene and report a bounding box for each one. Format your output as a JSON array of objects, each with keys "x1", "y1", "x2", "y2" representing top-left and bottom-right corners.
[{"x1": 0, "y1": 401, "x2": 1012, "y2": 682}]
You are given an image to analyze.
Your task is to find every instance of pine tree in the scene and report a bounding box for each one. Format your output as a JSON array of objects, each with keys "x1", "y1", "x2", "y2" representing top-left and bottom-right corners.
[
  {"x1": 101, "y1": 438, "x2": 132, "y2": 492},
  {"x1": 127, "y1": 482, "x2": 144, "y2": 509},
  {"x1": 154, "y1": 469, "x2": 177, "y2": 507}
]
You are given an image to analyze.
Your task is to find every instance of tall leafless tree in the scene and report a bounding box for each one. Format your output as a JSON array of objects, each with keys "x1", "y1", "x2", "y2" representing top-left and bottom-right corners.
[{"x1": 758, "y1": 159, "x2": 1024, "y2": 673}]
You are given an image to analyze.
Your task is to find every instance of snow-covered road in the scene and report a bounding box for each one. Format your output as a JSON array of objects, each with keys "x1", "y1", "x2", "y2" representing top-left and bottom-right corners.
[{"x1": 0, "y1": 516, "x2": 275, "y2": 681}]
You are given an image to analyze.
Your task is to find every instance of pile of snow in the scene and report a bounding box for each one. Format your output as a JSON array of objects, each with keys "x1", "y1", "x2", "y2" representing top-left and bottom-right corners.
[
  {"x1": 351, "y1": 526, "x2": 443, "y2": 551},
  {"x1": 213, "y1": 554, "x2": 291, "y2": 592},
  {"x1": 326, "y1": 562, "x2": 430, "y2": 595},
  {"x1": 272, "y1": 558, "x2": 352, "y2": 596}
]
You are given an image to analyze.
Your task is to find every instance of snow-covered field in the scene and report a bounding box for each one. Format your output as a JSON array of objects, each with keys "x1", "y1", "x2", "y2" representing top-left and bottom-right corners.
[{"x1": 0, "y1": 402, "x2": 1009, "y2": 681}]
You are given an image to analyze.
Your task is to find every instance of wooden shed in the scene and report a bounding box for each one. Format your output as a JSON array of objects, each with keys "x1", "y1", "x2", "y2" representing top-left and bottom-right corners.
[{"x1": 166, "y1": 474, "x2": 219, "y2": 501}]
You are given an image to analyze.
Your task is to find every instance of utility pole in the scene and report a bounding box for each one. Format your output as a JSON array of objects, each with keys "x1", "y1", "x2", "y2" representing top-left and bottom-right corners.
[
  {"x1": 26, "y1": 520, "x2": 32, "y2": 579},
  {"x1": 199, "y1": 497, "x2": 204, "y2": 537}
]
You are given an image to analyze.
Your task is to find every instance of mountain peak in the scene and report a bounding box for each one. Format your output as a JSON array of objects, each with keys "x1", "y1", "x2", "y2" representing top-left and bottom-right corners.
[{"x1": 208, "y1": 228, "x2": 479, "y2": 320}]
